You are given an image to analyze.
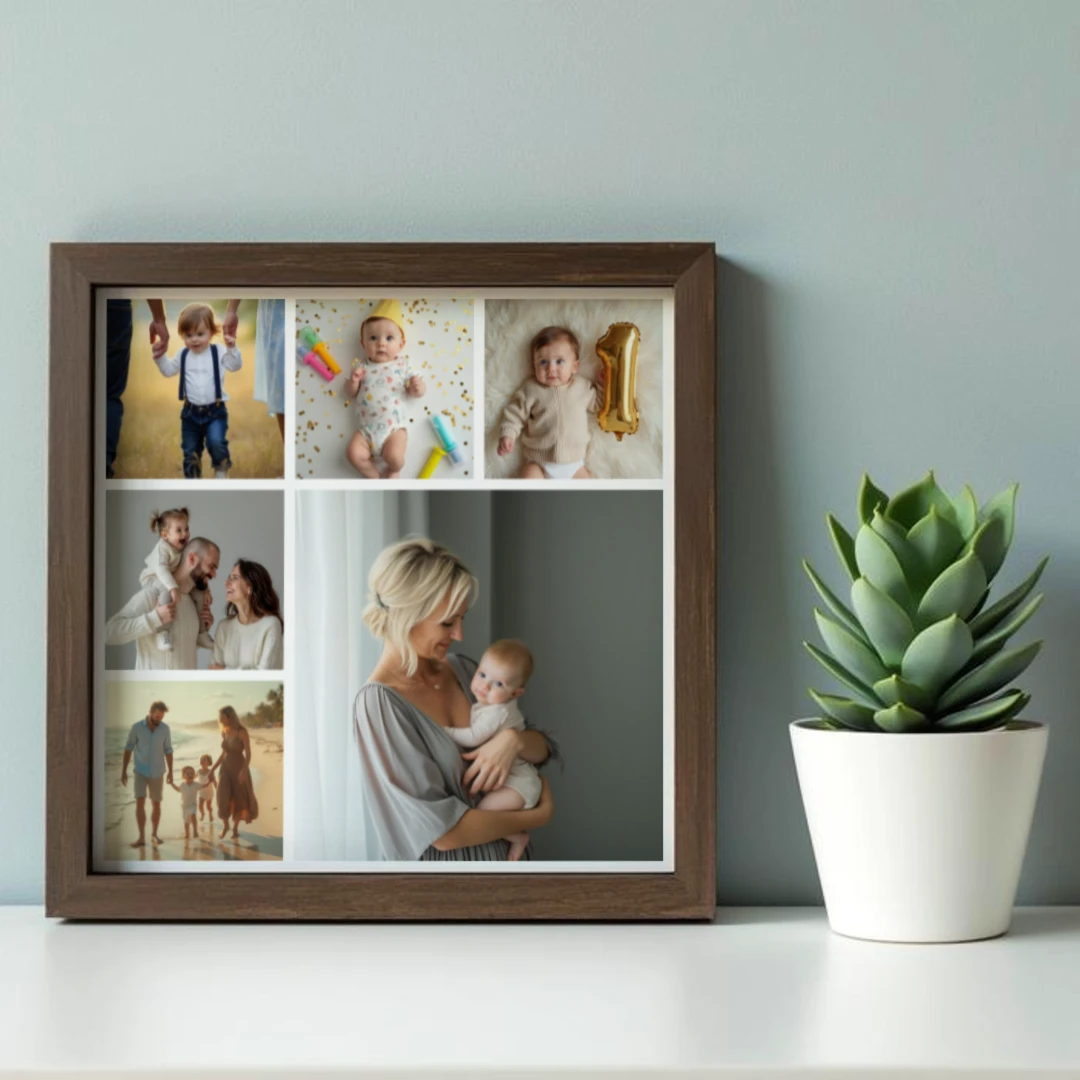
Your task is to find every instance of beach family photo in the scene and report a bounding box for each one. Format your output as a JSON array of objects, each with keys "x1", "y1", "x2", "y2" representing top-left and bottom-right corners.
[
  {"x1": 100, "y1": 679, "x2": 284, "y2": 865},
  {"x1": 484, "y1": 298, "x2": 664, "y2": 480},
  {"x1": 104, "y1": 297, "x2": 285, "y2": 480},
  {"x1": 293, "y1": 488, "x2": 664, "y2": 864},
  {"x1": 295, "y1": 297, "x2": 475, "y2": 480},
  {"x1": 104, "y1": 490, "x2": 285, "y2": 671}
]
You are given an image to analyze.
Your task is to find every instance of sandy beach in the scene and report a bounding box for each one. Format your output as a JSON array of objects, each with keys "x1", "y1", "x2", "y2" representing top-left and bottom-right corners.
[{"x1": 103, "y1": 724, "x2": 283, "y2": 863}]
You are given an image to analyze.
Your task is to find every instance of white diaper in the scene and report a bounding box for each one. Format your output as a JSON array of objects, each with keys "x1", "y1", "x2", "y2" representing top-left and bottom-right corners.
[
  {"x1": 504, "y1": 761, "x2": 542, "y2": 810},
  {"x1": 540, "y1": 459, "x2": 584, "y2": 480}
]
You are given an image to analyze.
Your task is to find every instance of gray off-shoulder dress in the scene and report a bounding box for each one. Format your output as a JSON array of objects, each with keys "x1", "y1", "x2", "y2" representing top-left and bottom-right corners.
[{"x1": 353, "y1": 653, "x2": 555, "y2": 861}]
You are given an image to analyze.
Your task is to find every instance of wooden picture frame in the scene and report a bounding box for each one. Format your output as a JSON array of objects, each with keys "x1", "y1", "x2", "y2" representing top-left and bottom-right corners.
[{"x1": 47, "y1": 242, "x2": 717, "y2": 919}]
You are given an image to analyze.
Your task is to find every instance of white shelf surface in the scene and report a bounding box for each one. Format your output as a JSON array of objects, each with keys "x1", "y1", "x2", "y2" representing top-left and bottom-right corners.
[{"x1": 4, "y1": 906, "x2": 1080, "y2": 1077}]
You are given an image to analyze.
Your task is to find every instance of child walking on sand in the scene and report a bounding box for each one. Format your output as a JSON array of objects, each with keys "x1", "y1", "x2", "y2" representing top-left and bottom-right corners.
[
  {"x1": 169, "y1": 766, "x2": 203, "y2": 840},
  {"x1": 444, "y1": 640, "x2": 541, "y2": 862},
  {"x1": 153, "y1": 302, "x2": 242, "y2": 479},
  {"x1": 497, "y1": 325, "x2": 606, "y2": 480},
  {"x1": 140, "y1": 507, "x2": 209, "y2": 652},
  {"x1": 344, "y1": 299, "x2": 427, "y2": 479},
  {"x1": 197, "y1": 754, "x2": 216, "y2": 821}
]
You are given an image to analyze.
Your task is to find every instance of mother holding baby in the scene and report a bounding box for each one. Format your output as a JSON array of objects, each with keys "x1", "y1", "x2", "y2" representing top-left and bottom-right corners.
[{"x1": 355, "y1": 538, "x2": 557, "y2": 860}]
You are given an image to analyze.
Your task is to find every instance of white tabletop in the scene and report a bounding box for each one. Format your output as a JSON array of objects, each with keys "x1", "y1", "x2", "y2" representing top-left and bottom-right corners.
[{"x1": 4, "y1": 906, "x2": 1080, "y2": 1077}]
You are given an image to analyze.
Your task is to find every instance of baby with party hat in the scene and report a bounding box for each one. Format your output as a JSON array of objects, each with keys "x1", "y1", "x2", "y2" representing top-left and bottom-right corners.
[{"x1": 345, "y1": 299, "x2": 427, "y2": 479}]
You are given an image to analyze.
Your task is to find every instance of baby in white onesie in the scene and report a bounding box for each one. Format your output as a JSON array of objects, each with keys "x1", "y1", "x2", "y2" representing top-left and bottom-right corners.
[
  {"x1": 140, "y1": 506, "x2": 191, "y2": 652},
  {"x1": 444, "y1": 639, "x2": 540, "y2": 862},
  {"x1": 344, "y1": 298, "x2": 427, "y2": 480}
]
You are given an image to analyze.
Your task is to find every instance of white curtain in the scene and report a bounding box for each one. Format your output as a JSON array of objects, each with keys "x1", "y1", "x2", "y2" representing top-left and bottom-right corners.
[{"x1": 294, "y1": 491, "x2": 428, "y2": 860}]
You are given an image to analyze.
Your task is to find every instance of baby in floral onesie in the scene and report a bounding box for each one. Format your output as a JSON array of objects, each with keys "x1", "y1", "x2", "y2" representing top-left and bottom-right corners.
[{"x1": 345, "y1": 299, "x2": 427, "y2": 479}]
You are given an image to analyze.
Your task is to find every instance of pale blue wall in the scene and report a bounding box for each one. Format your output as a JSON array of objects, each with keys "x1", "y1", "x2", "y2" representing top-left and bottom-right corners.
[{"x1": 4, "y1": 0, "x2": 1078, "y2": 903}]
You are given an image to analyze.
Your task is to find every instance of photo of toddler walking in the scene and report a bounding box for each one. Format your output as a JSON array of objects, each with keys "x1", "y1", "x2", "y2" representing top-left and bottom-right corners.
[
  {"x1": 153, "y1": 302, "x2": 242, "y2": 479},
  {"x1": 103, "y1": 297, "x2": 284, "y2": 480}
]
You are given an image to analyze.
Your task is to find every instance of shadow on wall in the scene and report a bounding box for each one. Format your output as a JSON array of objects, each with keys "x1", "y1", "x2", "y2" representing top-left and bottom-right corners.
[{"x1": 716, "y1": 258, "x2": 819, "y2": 904}]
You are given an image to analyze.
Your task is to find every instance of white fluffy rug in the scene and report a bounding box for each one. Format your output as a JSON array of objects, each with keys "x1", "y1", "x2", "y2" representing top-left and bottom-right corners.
[{"x1": 484, "y1": 299, "x2": 664, "y2": 480}]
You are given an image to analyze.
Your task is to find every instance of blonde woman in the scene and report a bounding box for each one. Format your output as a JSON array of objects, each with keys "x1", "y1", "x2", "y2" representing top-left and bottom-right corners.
[
  {"x1": 208, "y1": 705, "x2": 258, "y2": 840},
  {"x1": 356, "y1": 538, "x2": 557, "y2": 860}
]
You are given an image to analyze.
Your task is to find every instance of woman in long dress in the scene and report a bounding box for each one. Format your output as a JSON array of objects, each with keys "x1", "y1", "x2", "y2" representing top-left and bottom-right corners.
[
  {"x1": 209, "y1": 705, "x2": 259, "y2": 839},
  {"x1": 355, "y1": 537, "x2": 557, "y2": 861},
  {"x1": 209, "y1": 560, "x2": 284, "y2": 670}
]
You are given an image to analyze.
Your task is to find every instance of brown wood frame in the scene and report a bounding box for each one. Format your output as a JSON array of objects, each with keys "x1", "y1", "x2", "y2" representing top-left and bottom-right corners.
[{"x1": 47, "y1": 242, "x2": 716, "y2": 920}]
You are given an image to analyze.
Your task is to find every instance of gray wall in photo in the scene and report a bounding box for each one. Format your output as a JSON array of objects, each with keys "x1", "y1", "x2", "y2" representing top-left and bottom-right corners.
[
  {"x1": 428, "y1": 492, "x2": 493, "y2": 662},
  {"x1": 7, "y1": 2, "x2": 1080, "y2": 903},
  {"x1": 105, "y1": 491, "x2": 285, "y2": 671},
  {"x1": 492, "y1": 492, "x2": 664, "y2": 862},
  {"x1": 429, "y1": 490, "x2": 664, "y2": 861}
]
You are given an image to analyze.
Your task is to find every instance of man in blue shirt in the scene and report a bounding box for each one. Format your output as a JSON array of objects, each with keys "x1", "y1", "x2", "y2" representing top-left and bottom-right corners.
[{"x1": 121, "y1": 701, "x2": 174, "y2": 848}]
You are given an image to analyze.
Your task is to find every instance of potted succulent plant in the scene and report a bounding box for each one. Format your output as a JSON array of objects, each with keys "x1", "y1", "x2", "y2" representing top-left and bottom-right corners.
[{"x1": 791, "y1": 472, "x2": 1049, "y2": 943}]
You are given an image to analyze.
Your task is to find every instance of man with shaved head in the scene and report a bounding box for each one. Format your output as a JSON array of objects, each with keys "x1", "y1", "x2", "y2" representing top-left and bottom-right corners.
[{"x1": 106, "y1": 537, "x2": 220, "y2": 669}]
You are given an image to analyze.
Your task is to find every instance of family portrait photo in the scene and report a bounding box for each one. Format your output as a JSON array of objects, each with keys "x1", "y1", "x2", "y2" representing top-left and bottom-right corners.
[
  {"x1": 104, "y1": 490, "x2": 285, "y2": 671},
  {"x1": 484, "y1": 297, "x2": 665, "y2": 481},
  {"x1": 99, "y1": 679, "x2": 284, "y2": 865},
  {"x1": 104, "y1": 296, "x2": 285, "y2": 480},
  {"x1": 293, "y1": 488, "x2": 665, "y2": 865},
  {"x1": 295, "y1": 297, "x2": 475, "y2": 480}
]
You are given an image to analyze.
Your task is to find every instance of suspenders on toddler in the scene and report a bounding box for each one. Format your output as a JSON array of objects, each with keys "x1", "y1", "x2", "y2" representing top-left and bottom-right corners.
[{"x1": 178, "y1": 344, "x2": 223, "y2": 404}]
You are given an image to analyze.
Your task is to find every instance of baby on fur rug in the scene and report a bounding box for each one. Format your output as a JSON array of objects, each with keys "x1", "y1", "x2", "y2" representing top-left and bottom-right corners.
[{"x1": 486, "y1": 299, "x2": 663, "y2": 480}]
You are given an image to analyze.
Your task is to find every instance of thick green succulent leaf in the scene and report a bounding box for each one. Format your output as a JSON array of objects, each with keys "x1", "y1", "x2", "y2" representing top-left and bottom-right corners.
[
  {"x1": 808, "y1": 689, "x2": 879, "y2": 730},
  {"x1": 870, "y1": 509, "x2": 927, "y2": 594},
  {"x1": 979, "y1": 483, "x2": 1018, "y2": 550},
  {"x1": 935, "y1": 690, "x2": 1029, "y2": 732},
  {"x1": 886, "y1": 471, "x2": 959, "y2": 532},
  {"x1": 907, "y1": 506, "x2": 965, "y2": 588},
  {"x1": 827, "y1": 514, "x2": 860, "y2": 582},
  {"x1": 851, "y1": 579, "x2": 915, "y2": 667},
  {"x1": 937, "y1": 640, "x2": 1043, "y2": 714},
  {"x1": 858, "y1": 474, "x2": 890, "y2": 525},
  {"x1": 815, "y1": 610, "x2": 890, "y2": 685},
  {"x1": 969, "y1": 594, "x2": 1044, "y2": 668},
  {"x1": 917, "y1": 551, "x2": 988, "y2": 626},
  {"x1": 966, "y1": 515, "x2": 1010, "y2": 583},
  {"x1": 873, "y1": 674, "x2": 934, "y2": 713},
  {"x1": 855, "y1": 524, "x2": 913, "y2": 612},
  {"x1": 803, "y1": 560, "x2": 870, "y2": 644},
  {"x1": 874, "y1": 702, "x2": 930, "y2": 732},
  {"x1": 901, "y1": 615, "x2": 974, "y2": 697},
  {"x1": 804, "y1": 642, "x2": 881, "y2": 706},
  {"x1": 952, "y1": 484, "x2": 979, "y2": 542},
  {"x1": 969, "y1": 557, "x2": 1048, "y2": 638}
]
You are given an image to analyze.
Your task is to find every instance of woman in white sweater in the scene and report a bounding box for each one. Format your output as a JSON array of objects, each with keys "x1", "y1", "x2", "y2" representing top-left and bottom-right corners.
[{"x1": 209, "y1": 559, "x2": 284, "y2": 670}]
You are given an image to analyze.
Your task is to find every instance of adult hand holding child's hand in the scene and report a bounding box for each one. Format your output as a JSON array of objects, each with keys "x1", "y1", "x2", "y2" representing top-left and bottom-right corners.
[
  {"x1": 149, "y1": 317, "x2": 170, "y2": 361},
  {"x1": 497, "y1": 435, "x2": 514, "y2": 455}
]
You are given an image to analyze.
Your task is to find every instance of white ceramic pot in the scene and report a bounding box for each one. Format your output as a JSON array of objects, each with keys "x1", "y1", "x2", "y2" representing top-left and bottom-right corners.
[{"x1": 790, "y1": 720, "x2": 1048, "y2": 943}]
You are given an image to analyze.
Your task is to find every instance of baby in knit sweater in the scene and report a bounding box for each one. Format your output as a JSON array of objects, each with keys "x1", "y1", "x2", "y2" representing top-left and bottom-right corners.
[
  {"x1": 444, "y1": 640, "x2": 540, "y2": 862},
  {"x1": 497, "y1": 326, "x2": 606, "y2": 480}
]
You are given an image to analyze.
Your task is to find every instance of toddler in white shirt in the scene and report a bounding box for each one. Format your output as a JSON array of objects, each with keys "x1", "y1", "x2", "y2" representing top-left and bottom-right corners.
[
  {"x1": 197, "y1": 754, "x2": 216, "y2": 821},
  {"x1": 140, "y1": 506, "x2": 192, "y2": 653},
  {"x1": 445, "y1": 639, "x2": 541, "y2": 861},
  {"x1": 154, "y1": 302, "x2": 242, "y2": 480},
  {"x1": 168, "y1": 765, "x2": 204, "y2": 840}
]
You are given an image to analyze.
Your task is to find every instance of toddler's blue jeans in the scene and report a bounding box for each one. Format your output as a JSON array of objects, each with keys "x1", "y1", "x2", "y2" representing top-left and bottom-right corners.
[{"x1": 180, "y1": 401, "x2": 231, "y2": 478}]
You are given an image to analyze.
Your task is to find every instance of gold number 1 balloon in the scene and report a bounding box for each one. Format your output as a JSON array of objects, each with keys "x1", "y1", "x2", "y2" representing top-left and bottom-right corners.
[{"x1": 596, "y1": 322, "x2": 641, "y2": 441}]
